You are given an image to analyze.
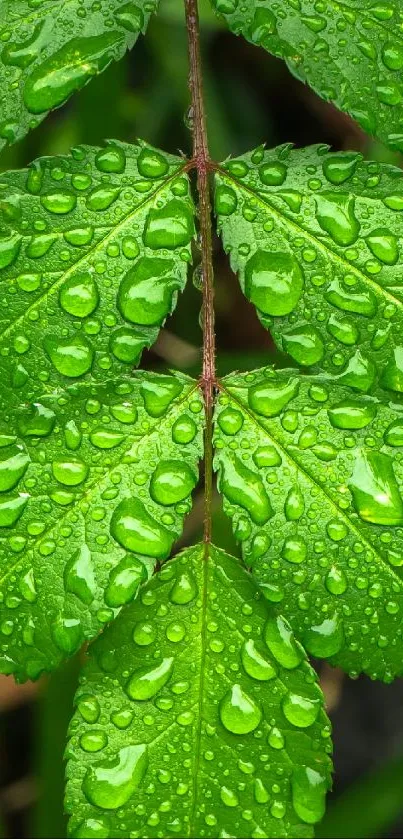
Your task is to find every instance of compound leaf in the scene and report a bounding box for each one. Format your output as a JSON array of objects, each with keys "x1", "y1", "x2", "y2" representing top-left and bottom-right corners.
[
  {"x1": 215, "y1": 144, "x2": 403, "y2": 395},
  {"x1": 65, "y1": 543, "x2": 332, "y2": 839},
  {"x1": 214, "y1": 367, "x2": 403, "y2": 681},
  {"x1": 0, "y1": 140, "x2": 194, "y2": 410},
  {"x1": 0, "y1": 371, "x2": 203, "y2": 682},
  {"x1": 0, "y1": 0, "x2": 159, "y2": 151},
  {"x1": 210, "y1": 0, "x2": 403, "y2": 151}
]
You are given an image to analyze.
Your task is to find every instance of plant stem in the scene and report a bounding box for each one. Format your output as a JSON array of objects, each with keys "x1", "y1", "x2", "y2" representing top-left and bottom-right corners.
[{"x1": 184, "y1": 0, "x2": 216, "y2": 544}]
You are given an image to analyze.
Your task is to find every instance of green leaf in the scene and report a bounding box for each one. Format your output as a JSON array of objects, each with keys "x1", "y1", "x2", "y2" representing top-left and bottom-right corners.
[
  {"x1": 209, "y1": 0, "x2": 403, "y2": 150},
  {"x1": 0, "y1": 0, "x2": 158, "y2": 151},
  {"x1": 0, "y1": 140, "x2": 194, "y2": 407},
  {"x1": 214, "y1": 366, "x2": 403, "y2": 681},
  {"x1": 65, "y1": 543, "x2": 332, "y2": 839},
  {"x1": 0, "y1": 371, "x2": 203, "y2": 681},
  {"x1": 215, "y1": 144, "x2": 403, "y2": 393}
]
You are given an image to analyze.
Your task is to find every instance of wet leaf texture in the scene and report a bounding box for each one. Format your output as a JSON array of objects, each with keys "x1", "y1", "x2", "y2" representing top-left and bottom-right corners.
[
  {"x1": 214, "y1": 367, "x2": 403, "y2": 681},
  {"x1": 215, "y1": 144, "x2": 403, "y2": 395},
  {"x1": 0, "y1": 372, "x2": 203, "y2": 681},
  {"x1": 66, "y1": 544, "x2": 331, "y2": 839},
  {"x1": 210, "y1": 0, "x2": 403, "y2": 150},
  {"x1": 0, "y1": 140, "x2": 194, "y2": 406},
  {"x1": 0, "y1": 0, "x2": 158, "y2": 150}
]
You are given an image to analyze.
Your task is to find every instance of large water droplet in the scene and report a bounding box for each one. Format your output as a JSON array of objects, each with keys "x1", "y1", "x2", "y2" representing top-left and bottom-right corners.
[
  {"x1": 95, "y1": 144, "x2": 126, "y2": 174},
  {"x1": 303, "y1": 615, "x2": 344, "y2": 657},
  {"x1": 219, "y1": 684, "x2": 261, "y2": 734},
  {"x1": 384, "y1": 419, "x2": 403, "y2": 446},
  {"x1": 0, "y1": 444, "x2": 29, "y2": 492},
  {"x1": 60, "y1": 272, "x2": 99, "y2": 317},
  {"x1": 82, "y1": 744, "x2": 148, "y2": 809},
  {"x1": 24, "y1": 33, "x2": 123, "y2": 114},
  {"x1": 143, "y1": 200, "x2": 194, "y2": 249},
  {"x1": 41, "y1": 191, "x2": 76, "y2": 215},
  {"x1": 328, "y1": 399, "x2": 376, "y2": 429},
  {"x1": 282, "y1": 692, "x2": 320, "y2": 727},
  {"x1": 349, "y1": 450, "x2": 403, "y2": 525},
  {"x1": 51, "y1": 615, "x2": 82, "y2": 654},
  {"x1": 325, "y1": 565, "x2": 347, "y2": 596},
  {"x1": 264, "y1": 615, "x2": 303, "y2": 669},
  {"x1": 366, "y1": 228, "x2": 399, "y2": 264},
  {"x1": 0, "y1": 494, "x2": 29, "y2": 527},
  {"x1": 64, "y1": 545, "x2": 95, "y2": 605},
  {"x1": 105, "y1": 557, "x2": 146, "y2": 607},
  {"x1": 315, "y1": 193, "x2": 360, "y2": 246},
  {"x1": 381, "y1": 347, "x2": 403, "y2": 393},
  {"x1": 117, "y1": 257, "x2": 179, "y2": 326},
  {"x1": 150, "y1": 459, "x2": 197, "y2": 505},
  {"x1": 0, "y1": 233, "x2": 21, "y2": 268},
  {"x1": 284, "y1": 486, "x2": 304, "y2": 520},
  {"x1": 140, "y1": 375, "x2": 183, "y2": 417},
  {"x1": 325, "y1": 279, "x2": 377, "y2": 317},
  {"x1": 137, "y1": 147, "x2": 169, "y2": 178},
  {"x1": 170, "y1": 571, "x2": 198, "y2": 604},
  {"x1": 322, "y1": 153, "x2": 359, "y2": 184},
  {"x1": 110, "y1": 497, "x2": 174, "y2": 558},
  {"x1": 291, "y1": 766, "x2": 327, "y2": 824},
  {"x1": 248, "y1": 377, "x2": 298, "y2": 417},
  {"x1": 244, "y1": 250, "x2": 304, "y2": 316},
  {"x1": 220, "y1": 455, "x2": 273, "y2": 524},
  {"x1": 126, "y1": 657, "x2": 174, "y2": 700},
  {"x1": 44, "y1": 334, "x2": 93, "y2": 378},
  {"x1": 52, "y1": 459, "x2": 88, "y2": 486},
  {"x1": 283, "y1": 325, "x2": 324, "y2": 365},
  {"x1": 241, "y1": 639, "x2": 276, "y2": 680},
  {"x1": 18, "y1": 403, "x2": 56, "y2": 438}
]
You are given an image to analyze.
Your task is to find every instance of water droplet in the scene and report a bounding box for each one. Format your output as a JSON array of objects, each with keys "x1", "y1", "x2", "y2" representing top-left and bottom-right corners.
[
  {"x1": 219, "y1": 684, "x2": 261, "y2": 734},
  {"x1": 381, "y1": 347, "x2": 403, "y2": 393},
  {"x1": 254, "y1": 777, "x2": 270, "y2": 804},
  {"x1": 74, "y1": 817, "x2": 110, "y2": 838},
  {"x1": 64, "y1": 545, "x2": 95, "y2": 605},
  {"x1": 140, "y1": 375, "x2": 183, "y2": 417},
  {"x1": 327, "y1": 313, "x2": 359, "y2": 346},
  {"x1": 150, "y1": 459, "x2": 197, "y2": 505},
  {"x1": 366, "y1": 228, "x2": 399, "y2": 264},
  {"x1": 282, "y1": 692, "x2": 320, "y2": 727},
  {"x1": 248, "y1": 377, "x2": 298, "y2": 417},
  {"x1": 264, "y1": 615, "x2": 303, "y2": 669},
  {"x1": 60, "y1": 272, "x2": 99, "y2": 317},
  {"x1": 284, "y1": 486, "x2": 304, "y2": 520},
  {"x1": 215, "y1": 184, "x2": 237, "y2": 215},
  {"x1": 172, "y1": 415, "x2": 197, "y2": 444},
  {"x1": 349, "y1": 450, "x2": 403, "y2": 525},
  {"x1": 80, "y1": 730, "x2": 108, "y2": 753},
  {"x1": 220, "y1": 785, "x2": 239, "y2": 807},
  {"x1": 384, "y1": 419, "x2": 403, "y2": 446},
  {"x1": 51, "y1": 615, "x2": 82, "y2": 654},
  {"x1": 252, "y1": 445, "x2": 281, "y2": 467},
  {"x1": 110, "y1": 328, "x2": 146, "y2": 365},
  {"x1": 303, "y1": 615, "x2": 344, "y2": 657},
  {"x1": 110, "y1": 497, "x2": 174, "y2": 558},
  {"x1": 52, "y1": 459, "x2": 88, "y2": 486},
  {"x1": 77, "y1": 694, "x2": 100, "y2": 723},
  {"x1": 143, "y1": 200, "x2": 194, "y2": 249},
  {"x1": 0, "y1": 233, "x2": 21, "y2": 268},
  {"x1": 220, "y1": 455, "x2": 273, "y2": 524},
  {"x1": 241, "y1": 639, "x2": 276, "y2": 680},
  {"x1": 87, "y1": 186, "x2": 120, "y2": 212},
  {"x1": 244, "y1": 250, "x2": 304, "y2": 315},
  {"x1": 283, "y1": 325, "x2": 324, "y2": 365},
  {"x1": 126, "y1": 657, "x2": 174, "y2": 700},
  {"x1": 325, "y1": 278, "x2": 377, "y2": 317},
  {"x1": 24, "y1": 33, "x2": 124, "y2": 114},
  {"x1": 82, "y1": 744, "x2": 148, "y2": 809},
  {"x1": 218, "y1": 407, "x2": 244, "y2": 435},
  {"x1": 322, "y1": 153, "x2": 359, "y2": 184},
  {"x1": 316, "y1": 191, "x2": 360, "y2": 247},
  {"x1": 41, "y1": 191, "x2": 76, "y2": 214},
  {"x1": 2, "y1": 23, "x2": 45, "y2": 69},
  {"x1": 105, "y1": 557, "x2": 146, "y2": 607},
  {"x1": 259, "y1": 161, "x2": 287, "y2": 185},
  {"x1": 325, "y1": 565, "x2": 347, "y2": 595},
  {"x1": 0, "y1": 444, "x2": 30, "y2": 492},
  {"x1": 90, "y1": 429, "x2": 125, "y2": 450},
  {"x1": 137, "y1": 147, "x2": 169, "y2": 178},
  {"x1": 95, "y1": 144, "x2": 126, "y2": 174},
  {"x1": 18, "y1": 403, "x2": 56, "y2": 438},
  {"x1": 328, "y1": 399, "x2": 376, "y2": 430},
  {"x1": 291, "y1": 766, "x2": 327, "y2": 824},
  {"x1": 44, "y1": 334, "x2": 94, "y2": 378},
  {"x1": 170, "y1": 571, "x2": 198, "y2": 604},
  {"x1": 117, "y1": 257, "x2": 180, "y2": 326},
  {"x1": 268, "y1": 727, "x2": 285, "y2": 750},
  {"x1": 382, "y1": 41, "x2": 403, "y2": 70},
  {"x1": 0, "y1": 494, "x2": 29, "y2": 527}
]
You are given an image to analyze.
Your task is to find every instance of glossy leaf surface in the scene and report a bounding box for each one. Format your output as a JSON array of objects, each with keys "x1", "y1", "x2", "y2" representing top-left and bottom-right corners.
[
  {"x1": 210, "y1": 0, "x2": 403, "y2": 151},
  {"x1": 215, "y1": 144, "x2": 403, "y2": 394},
  {"x1": 0, "y1": 140, "x2": 194, "y2": 409},
  {"x1": 0, "y1": 0, "x2": 158, "y2": 150},
  {"x1": 0, "y1": 371, "x2": 203, "y2": 681},
  {"x1": 214, "y1": 367, "x2": 403, "y2": 681},
  {"x1": 66, "y1": 543, "x2": 332, "y2": 839}
]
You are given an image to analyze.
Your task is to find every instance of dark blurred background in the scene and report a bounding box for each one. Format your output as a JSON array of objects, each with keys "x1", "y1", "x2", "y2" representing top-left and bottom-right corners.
[{"x1": 1, "y1": 1, "x2": 403, "y2": 836}]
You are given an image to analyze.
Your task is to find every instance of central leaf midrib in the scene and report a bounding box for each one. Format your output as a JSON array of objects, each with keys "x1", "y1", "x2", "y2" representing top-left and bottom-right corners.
[
  {"x1": 0, "y1": 380, "x2": 198, "y2": 587},
  {"x1": 219, "y1": 167, "x2": 403, "y2": 311},
  {"x1": 219, "y1": 381, "x2": 403, "y2": 590},
  {"x1": 0, "y1": 163, "x2": 188, "y2": 345}
]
